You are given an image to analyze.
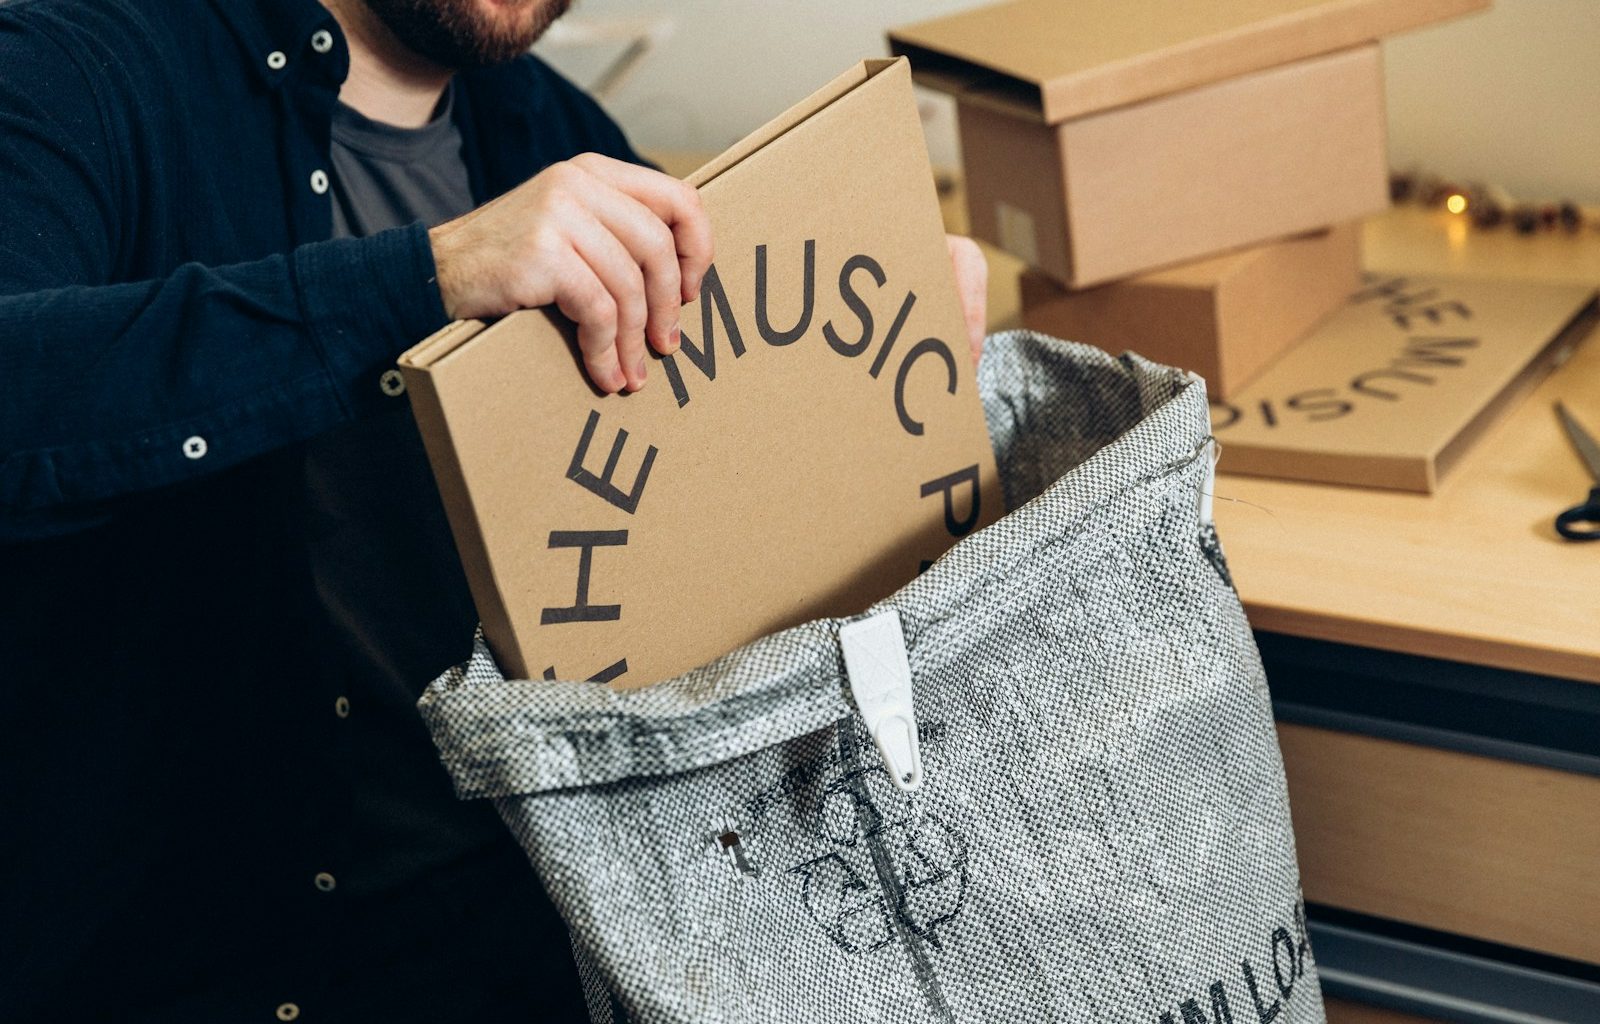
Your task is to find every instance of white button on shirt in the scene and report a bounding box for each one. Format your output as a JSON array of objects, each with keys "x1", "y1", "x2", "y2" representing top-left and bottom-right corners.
[
  {"x1": 314, "y1": 871, "x2": 337, "y2": 893},
  {"x1": 310, "y1": 29, "x2": 334, "y2": 54},
  {"x1": 379, "y1": 369, "x2": 405, "y2": 397},
  {"x1": 266, "y1": 50, "x2": 287, "y2": 71},
  {"x1": 275, "y1": 1003, "x2": 300, "y2": 1021},
  {"x1": 182, "y1": 435, "x2": 208, "y2": 460},
  {"x1": 309, "y1": 169, "x2": 329, "y2": 195}
]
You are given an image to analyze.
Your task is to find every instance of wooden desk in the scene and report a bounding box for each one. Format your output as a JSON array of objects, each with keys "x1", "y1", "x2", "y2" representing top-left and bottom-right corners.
[{"x1": 1215, "y1": 209, "x2": 1600, "y2": 685}]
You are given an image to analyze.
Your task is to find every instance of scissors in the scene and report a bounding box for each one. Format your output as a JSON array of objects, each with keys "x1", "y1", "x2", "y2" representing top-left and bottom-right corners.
[{"x1": 1555, "y1": 402, "x2": 1600, "y2": 541}]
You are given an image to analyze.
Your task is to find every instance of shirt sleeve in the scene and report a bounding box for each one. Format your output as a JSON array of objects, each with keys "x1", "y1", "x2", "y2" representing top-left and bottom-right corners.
[{"x1": 0, "y1": 12, "x2": 449, "y2": 540}]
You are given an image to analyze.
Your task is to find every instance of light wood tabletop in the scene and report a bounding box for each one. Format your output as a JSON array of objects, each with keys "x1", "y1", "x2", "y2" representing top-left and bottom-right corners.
[{"x1": 1210, "y1": 210, "x2": 1600, "y2": 685}]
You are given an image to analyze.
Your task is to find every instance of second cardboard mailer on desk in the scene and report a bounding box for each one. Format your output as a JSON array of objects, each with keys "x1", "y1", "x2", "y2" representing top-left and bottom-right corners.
[
  {"x1": 1213, "y1": 275, "x2": 1600, "y2": 492},
  {"x1": 399, "y1": 58, "x2": 1001, "y2": 688}
]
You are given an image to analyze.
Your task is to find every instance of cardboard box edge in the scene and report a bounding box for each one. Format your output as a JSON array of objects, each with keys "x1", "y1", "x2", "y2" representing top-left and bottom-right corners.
[
  {"x1": 685, "y1": 58, "x2": 905, "y2": 190},
  {"x1": 398, "y1": 337, "x2": 531, "y2": 679},
  {"x1": 890, "y1": 0, "x2": 1490, "y2": 124}
]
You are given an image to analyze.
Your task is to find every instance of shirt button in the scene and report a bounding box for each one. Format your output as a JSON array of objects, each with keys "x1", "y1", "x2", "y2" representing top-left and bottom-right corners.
[
  {"x1": 379, "y1": 369, "x2": 406, "y2": 397},
  {"x1": 275, "y1": 1004, "x2": 300, "y2": 1022},
  {"x1": 310, "y1": 29, "x2": 334, "y2": 54},
  {"x1": 182, "y1": 435, "x2": 208, "y2": 460},
  {"x1": 334, "y1": 695, "x2": 350, "y2": 718},
  {"x1": 314, "y1": 871, "x2": 337, "y2": 893},
  {"x1": 309, "y1": 169, "x2": 329, "y2": 195},
  {"x1": 266, "y1": 50, "x2": 287, "y2": 71}
]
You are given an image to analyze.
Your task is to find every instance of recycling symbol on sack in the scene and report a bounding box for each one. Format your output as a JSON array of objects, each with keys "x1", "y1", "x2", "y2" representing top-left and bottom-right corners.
[{"x1": 788, "y1": 763, "x2": 969, "y2": 954}]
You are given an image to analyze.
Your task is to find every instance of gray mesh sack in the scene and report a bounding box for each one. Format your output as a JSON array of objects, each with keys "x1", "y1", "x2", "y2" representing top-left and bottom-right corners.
[{"x1": 419, "y1": 330, "x2": 1324, "y2": 1024}]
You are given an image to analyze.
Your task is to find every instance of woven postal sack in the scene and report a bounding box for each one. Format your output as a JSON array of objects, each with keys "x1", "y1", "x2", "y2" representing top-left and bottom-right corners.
[{"x1": 419, "y1": 330, "x2": 1323, "y2": 1024}]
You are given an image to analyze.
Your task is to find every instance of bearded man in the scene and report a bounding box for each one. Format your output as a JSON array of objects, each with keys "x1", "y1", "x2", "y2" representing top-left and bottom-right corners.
[{"x1": 0, "y1": 0, "x2": 987, "y2": 1020}]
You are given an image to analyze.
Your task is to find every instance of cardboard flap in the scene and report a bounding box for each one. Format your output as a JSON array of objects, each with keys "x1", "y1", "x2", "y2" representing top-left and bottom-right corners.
[
  {"x1": 889, "y1": 0, "x2": 1488, "y2": 123},
  {"x1": 686, "y1": 58, "x2": 902, "y2": 188}
]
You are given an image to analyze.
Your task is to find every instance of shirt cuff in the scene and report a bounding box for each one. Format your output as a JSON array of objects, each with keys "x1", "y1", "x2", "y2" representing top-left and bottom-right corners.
[{"x1": 292, "y1": 222, "x2": 451, "y2": 418}]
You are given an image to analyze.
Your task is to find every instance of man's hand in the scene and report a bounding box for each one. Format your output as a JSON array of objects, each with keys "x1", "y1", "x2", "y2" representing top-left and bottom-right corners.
[
  {"x1": 946, "y1": 234, "x2": 988, "y2": 364},
  {"x1": 428, "y1": 153, "x2": 714, "y2": 394}
]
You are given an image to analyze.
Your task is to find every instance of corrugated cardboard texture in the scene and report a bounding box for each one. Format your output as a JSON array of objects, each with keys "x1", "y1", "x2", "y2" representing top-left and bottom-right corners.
[
  {"x1": 400, "y1": 58, "x2": 1002, "y2": 687},
  {"x1": 1021, "y1": 224, "x2": 1362, "y2": 398},
  {"x1": 962, "y1": 46, "x2": 1388, "y2": 287},
  {"x1": 889, "y1": 0, "x2": 1489, "y2": 123},
  {"x1": 1212, "y1": 275, "x2": 1599, "y2": 492}
]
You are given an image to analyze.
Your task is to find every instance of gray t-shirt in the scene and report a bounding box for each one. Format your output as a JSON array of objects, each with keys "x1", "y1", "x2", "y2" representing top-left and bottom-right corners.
[
  {"x1": 329, "y1": 85, "x2": 474, "y2": 237},
  {"x1": 305, "y1": 86, "x2": 506, "y2": 895}
]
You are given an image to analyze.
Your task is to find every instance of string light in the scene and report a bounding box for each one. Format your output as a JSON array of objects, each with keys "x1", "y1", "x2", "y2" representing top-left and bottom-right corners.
[{"x1": 1444, "y1": 193, "x2": 1468, "y2": 215}]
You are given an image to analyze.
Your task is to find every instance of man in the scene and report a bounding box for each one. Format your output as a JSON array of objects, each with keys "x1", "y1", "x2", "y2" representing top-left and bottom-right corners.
[{"x1": 0, "y1": 0, "x2": 987, "y2": 1019}]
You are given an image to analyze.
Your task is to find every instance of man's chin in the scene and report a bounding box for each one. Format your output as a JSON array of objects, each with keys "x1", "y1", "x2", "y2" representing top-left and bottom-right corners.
[{"x1": 366, "y1": 0, "x2": 571, "y2": 71}]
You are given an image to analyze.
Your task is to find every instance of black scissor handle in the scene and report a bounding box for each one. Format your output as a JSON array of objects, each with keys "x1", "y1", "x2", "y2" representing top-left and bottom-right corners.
[{"x1": 1556, "y1": 486, "x2": 1600, "y2": 541}]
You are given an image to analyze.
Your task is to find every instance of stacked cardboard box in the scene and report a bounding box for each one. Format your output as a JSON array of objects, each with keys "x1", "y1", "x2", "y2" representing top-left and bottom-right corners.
[{"x1": 890, "y1": 0, "x2": 1489, "y2": 399}]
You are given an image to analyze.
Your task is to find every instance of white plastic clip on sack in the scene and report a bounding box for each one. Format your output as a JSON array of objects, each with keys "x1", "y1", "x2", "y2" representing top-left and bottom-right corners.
[{"x1": 839, "y1": 609, "x2": 923, "y2": 793}]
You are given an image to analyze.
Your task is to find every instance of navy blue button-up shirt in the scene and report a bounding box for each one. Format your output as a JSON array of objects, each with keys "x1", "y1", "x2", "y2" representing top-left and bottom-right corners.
[{"x1": 0, "y1": 0, "x2": 640, "y2": 1017}]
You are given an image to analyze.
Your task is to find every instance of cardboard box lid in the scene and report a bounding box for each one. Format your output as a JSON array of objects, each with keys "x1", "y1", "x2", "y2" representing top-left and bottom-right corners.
[
  {"x1": 1212, "y1": 274, "x2": 1599, "y2": 493},
  {"x1": 399, "y1": 58, "x2": 1002, "y2": 688},
  {"x1": 888, "y1": 0, "x2": 1487, "y2": 123}
]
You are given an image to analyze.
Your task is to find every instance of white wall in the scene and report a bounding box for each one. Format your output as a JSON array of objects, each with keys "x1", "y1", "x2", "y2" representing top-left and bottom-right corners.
[{"x1": 539, "y1": 0, "x2": 1599, "y2": 204}]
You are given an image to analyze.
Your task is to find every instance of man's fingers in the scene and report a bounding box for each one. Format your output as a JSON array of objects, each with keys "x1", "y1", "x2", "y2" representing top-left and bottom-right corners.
[
  {"x1": 584, "y1": 186, "x2": 684, "y2": 357},
  {"x1": 571, "y1": 153, "x2": 714, "y2": 302},
  {"x1": 552, "y1": 255, "x2": 626, "y2": 394},
  {"x1": 569, "y1": 211, "x2": 650, "y2": 391},
  {"x1": 946, "y1": 234, "x2": 988, "y2": 364}
]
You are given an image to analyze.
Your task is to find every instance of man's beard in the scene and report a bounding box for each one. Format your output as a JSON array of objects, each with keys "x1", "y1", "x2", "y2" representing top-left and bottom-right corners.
[{"x1": 363, "y1": 0, "x2": 572, "y2": 71}]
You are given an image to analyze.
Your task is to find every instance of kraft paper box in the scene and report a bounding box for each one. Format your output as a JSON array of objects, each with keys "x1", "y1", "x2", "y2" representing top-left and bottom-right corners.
[
  {"x1": 890, "y1": 0, "x2": 1489, "y2": 288},
  {"x1": 1213, "y1": 274, "x2": 1599, "y2": 492},
  {"x1": 1021, "y1": 224, "x2": 1362, "y2": 399},
  {"x1": 399, "y1": 58, "x2": 1002, "y2": 687}
]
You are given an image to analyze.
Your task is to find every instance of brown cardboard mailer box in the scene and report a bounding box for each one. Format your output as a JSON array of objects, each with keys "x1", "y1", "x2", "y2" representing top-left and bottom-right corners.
[
  {"x1": 1213, "y1": 274, "x2": 1599, "y2": 492},
  {"x1": 398, "y1": 58, "x2": 1002, "y2": 688},
  {"x1": 1020, "y1": 223, "x2": 1363, "y2": 399},
  {"x1": 889, "y1": 0, "x2": 1489, "y2": 288}
]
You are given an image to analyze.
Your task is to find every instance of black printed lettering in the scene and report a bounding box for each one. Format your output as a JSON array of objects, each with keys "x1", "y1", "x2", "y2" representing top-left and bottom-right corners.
[
  {"x1": 920, "y1": 465, "x2": 982, "y2": 537},
  {"x1": 894, "y1": 337, "x2": 957, "y2": 436},
  {"x1": 1390, "y1": 301, "x2": 1470, "y2": 331},
  {"x1": 566, "y1": 410, "x2": 657, "y2": 514},
  {"x1": 540, "y1": 530, "x2": 627, "y2": 625},
  {"x1": 755, "y1": 239, "x2": 815, "y2": 346},
  {"x1": 1350, "y1": 276, "x2": 1418, "y2": 305},
  {"x1": 663, "y1": 263, "x2": 746, "y2": 407},
  {"x1": 542, "y1": 659, "x2": 629, "y2": 684},
  {"x1": 1396, "y1": 336, "x2": 1478, "y2": 367},
  {"x1": 823, "y1": 254, "x2": 886, "y2": 357},
  {"x1": 1210, "y1": 401, "x2": 1242, "y2": 431},
  {"x1": 1242, "y1": 960, "x2": 1280, "y2": 1024},
  {"x1": 1270, "y1": 927, "x2": 1297, "y2": 999},
  {"x1": 1284, "y1": 389, "x2": 1353, "y2": 423},
  {"x1": 1350, "y1": 367, "x2": 1434, "y2": 400},
  {"x1": 1293, "y1": 901, "x2": 1313, "y2": 969},
  {"x1": 1259, "y1": 399, "x2": 1278, "y2": 428},
  {"x1": 868, "y1": 291, "x2": 917, "y2": 379},
  {"x1": 1210, "y1": 981, "x2": 1237, "y2": 1024}
]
